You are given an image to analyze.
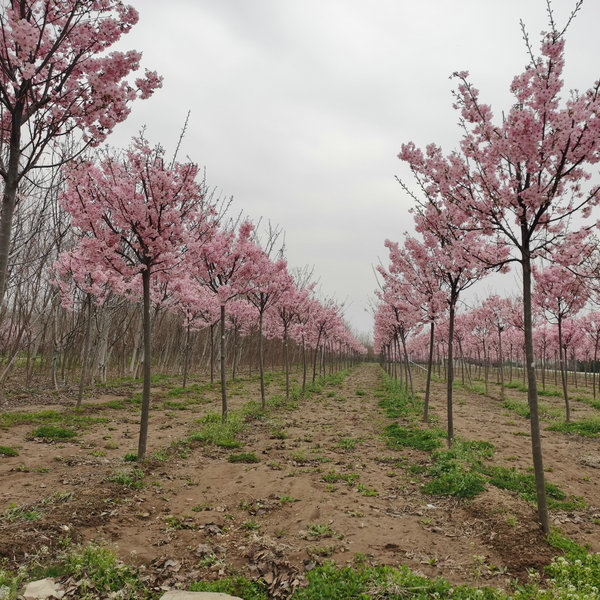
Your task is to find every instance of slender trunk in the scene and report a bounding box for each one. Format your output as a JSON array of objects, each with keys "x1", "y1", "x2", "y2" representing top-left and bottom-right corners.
[
  {"x1": 557, "y1": 317, "x2": 570, "y2": 422},
  {"x1": 232, "y1": 325, "x2": 239, "y2": 381},
  {"x1": 77, "y1": 294, "x2": 94, "y2": 408},
  {"x1": 220, "y1": 304, "x2": 228, "y2": 423},
  {"x1": 400, "y1": 330, "x2": 414, "y2": 404},
  {"x1": 182, "y1": 323, "x2": 191, "y2": 388},
  {"x1": 424, "y1": 321, "x2": 435, "y2": 423},
  {"x1": 483, "y1": 340, "x2": 489, "y2": 395},
  {"x1": 210, "y1": 323, "x2": 215, "y2": 384},
  {"x1": 593, "y1": 339, "x2": 598, "y2": 401},
  {"x1": 312, "y1": 329, "x2": 322, "y2": 384},
  {"x1": 541, "y1": 349, "x2": 546, "y2": 391},
  {"x1": 459, "y1": 339, "x2": 472, "y2": 386},
  {"x1": 137, "y1": 268, "x2": 152, "y2": 461},
  {"x1": 0, "y1": 106, "x2": 23, "y2": 304},
  {"x1": 447, "y1": 293, "x2": 456, "y2": 446},
  {"x1": 498, "y1": 326, "x2": 505, "y2": 401},
  {"x1": 522, "y1": 242, "x2": 549, "y2": 534},
  {"x1": 258, "y1": 310, "x2": 265, "y2": 408},
  {"x1": 301, "y1": 335, "x2": 307, "y2": 393},
  {"x1": 284, "y1": 322, "x2": 290, "y2": 400}
]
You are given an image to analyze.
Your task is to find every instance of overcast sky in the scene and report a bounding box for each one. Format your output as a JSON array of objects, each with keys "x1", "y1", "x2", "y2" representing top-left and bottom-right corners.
[{"x1": 111, "y1": 0, "x2": 600, "y2": 338}]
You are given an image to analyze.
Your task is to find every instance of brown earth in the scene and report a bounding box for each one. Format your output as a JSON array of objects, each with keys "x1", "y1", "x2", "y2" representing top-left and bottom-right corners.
[{"x1": 0, "y1": 363, "x2": 599, "y2": 597}]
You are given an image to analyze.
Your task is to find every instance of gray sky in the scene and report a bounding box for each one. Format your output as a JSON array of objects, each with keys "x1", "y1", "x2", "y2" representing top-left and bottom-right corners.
[{"x1": 111, "y1": 0, "x2": 600, "y2": 338}]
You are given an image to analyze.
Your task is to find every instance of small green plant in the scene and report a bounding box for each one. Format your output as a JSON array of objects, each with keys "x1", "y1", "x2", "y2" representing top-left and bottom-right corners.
[
  {"x1": 355, "y1": 389, "x2": 366, "y2": 396},
  {"x1": 336, "y1": 437, "x2": 362, "y2": 451},
  {"x1": 321, "y1": 470, "x2": 359, "y2": 486},
  {"x1": 107, "y1": 468, "x2": 145, "y2": 489},
  {"x1": 123, "y1": 452, "x2": 138, "y2": 462},
  {"x1": 306, "y1": 522, "x2": 335, "y2": 538},
  {"x1": 289, "y1": 449, "x2": 310, "y2": 464},
  {"x1": 357, "y1": 483, "x2": 378, "y2": 497},
  {"x1": 279, "y1": 495, "x2": 298, "y2": 504},
  {"x1": 64, "y1": 543, "x2": 143, "y2": 597},
  {"x1": 309, "y1": 545, "x2": 335, "y2": 557},
  {"x1": 4, "y1": 503, "x2": 42, "y2": 522},
  {"x1": 165, "y1": 515, "x2": 195, "y2": 530},
  {"x1": 152, "y1": 448, "x2": 169, "y2": 461},
  {"x1": 228, "y1": 452, "x2": 260, "y2": 464},
  {"x1": 270, "y1": 427, "x2": 287, "y2": 440},
  {"x1": 242, "y1": 519, "x2": 260, "y2": 531}
]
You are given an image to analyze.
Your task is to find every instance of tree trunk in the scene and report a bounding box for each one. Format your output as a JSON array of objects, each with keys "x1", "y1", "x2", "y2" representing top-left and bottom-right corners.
[
  {"x1": 498, "y1": 326, "x2": 505, "y2": 400},
  {"x1": 301, "y1": 335, "x2": 307, "y2": 393},
  {"x1": 220, "y1": 304, "x2": 228, "y2": 423},
  {"x1": 557, "y1": 317, "x2": 570, "y2": 423},
  {"x1": 447, "y1": 292, "x2": 457, "y2": 446},
  {"x1": 137, "y1": 268, "x2": 152, "y2": 461},
  {"x1": 0, "y1": 106, "x2": 23, "y2": 304},
  {"x1": 521, "y1": 241, "x2": 549, "y2": 534},
  {"x1": 77, "y1": 294, "x2": 94, "y2": 408},
  {"x1": 423, "y1": 321, "x2": 435, "y2": 423},
  {"x1": 284, "y1": 322, "x2": 290, "y2": 400},
  {"x1": 182, "y1": 323, "x2": 191, "y2": 388},
  {"x1": 400, "y1": 330, "x2": 414, "y2": 404},
  {"x1": 258, "y1": 310, "x2": 266, "y2": 408},
  {"x1": 210, "y1": 322, "x2": 215, "y2": 384}
]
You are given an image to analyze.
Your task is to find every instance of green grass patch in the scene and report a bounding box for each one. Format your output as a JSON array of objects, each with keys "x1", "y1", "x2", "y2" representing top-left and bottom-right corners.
[
  {"x1": 64, "y1": 543, "x2": 143, "y2": 597},
  {"x1": 293, "y1": 561, "x2": 504, "y2": 600},
  {"x1": 548, "y1": 419, "x2": 600, "y2": 438},
  {"x1": 106, "y1": 468, "x2": 145, "y2": 489},
  {"x1": 503, "y1": 398, "x2": 530, "y2": 418},
  {"x1": 547, "y1": 531, "x2": 590, "y2": 561},
  {"x1": 336, "y1": 437, "x2": 362, "y2": 450},
  {"x1": 480, "y1": 465, "x2": 584, "y2": 510},
  {"x1": 190, "y1": 576, "x2": 268, "y2": 600},
  {"x1": 505, "y1": 381, "x2": 529, "y2": 393},
  {"x1": 503, "y1": 398, "x2": 561, "y2": 420},
  {"x1": 422, "y1": 440, "x2": 493, "y2": 499},
  {"x1": 384, "y1": 423, "x2": 444, "y2": 451},
  {"x1": 228, "y1": 452, "x2": 259, "y2": 464},
  {"x1": 188, "y1": 411, "x2": 243, "y2": 448},
  {"x1": 0, "y1": 445, "x2": 19, "y2": 457},
  {"x1": 31, "y1": 425, "x2": 77, "y2": 441},
  {"x1": 0, "y1": 409, "x2": 107, "y2": 430}
]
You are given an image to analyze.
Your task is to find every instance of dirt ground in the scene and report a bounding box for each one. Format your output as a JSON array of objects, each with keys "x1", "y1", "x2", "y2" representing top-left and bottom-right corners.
[{"x1": 1, "y1": 363, "x2": 599, "y2": 597}]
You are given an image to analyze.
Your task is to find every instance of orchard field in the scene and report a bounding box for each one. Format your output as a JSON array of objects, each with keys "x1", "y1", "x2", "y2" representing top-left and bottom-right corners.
[
  {"x1": 4, "y1": 0, "x2": 600, "y2": 599},
  {"x1": 1, "y1": 361, "x2": 599, "y2": 599}
]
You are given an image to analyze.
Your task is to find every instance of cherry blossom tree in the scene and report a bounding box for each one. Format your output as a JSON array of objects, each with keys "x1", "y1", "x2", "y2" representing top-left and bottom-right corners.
[
  {"x1": 246, "y1": 251, "x2": 292, "y2": 408},
  {"x1": 383, "y1": 236, "x2": 446, "y2": 421},
  {"x1": 58, "y1": 139, "x2": 208, "y2": 460},
  {"x1": 192, "y1": 221, "x2": 261, "y2": 422},
  {"x1": 0, "y1": 1, "x2": 161, "y2": 302},
  {"x1": 398, "y1": 6, "x2": 600, "y2": 532}
]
